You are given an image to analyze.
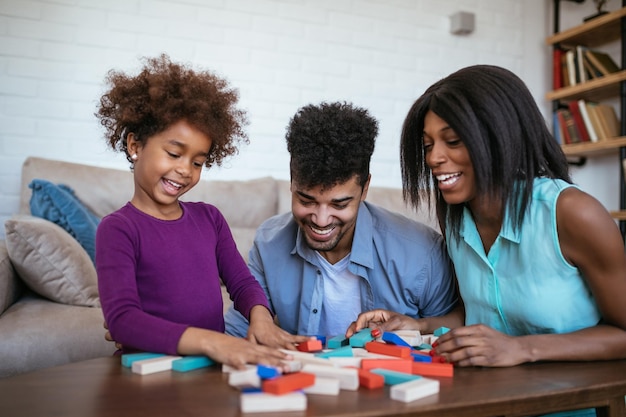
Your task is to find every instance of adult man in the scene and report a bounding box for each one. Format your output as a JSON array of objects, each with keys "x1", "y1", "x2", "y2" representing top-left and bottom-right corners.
[{"x1": 225, "y1": 101, "x2": 457, "y2": 341}]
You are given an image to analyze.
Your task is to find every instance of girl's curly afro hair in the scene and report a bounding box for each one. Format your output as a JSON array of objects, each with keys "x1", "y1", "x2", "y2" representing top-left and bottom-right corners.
[{"x1": 96, "y1": 54, "x2": 248, "y2": 168}]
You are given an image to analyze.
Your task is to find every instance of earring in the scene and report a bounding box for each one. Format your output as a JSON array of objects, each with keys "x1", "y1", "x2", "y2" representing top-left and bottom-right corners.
[{"x1": 131, "y1": 154, "x2": 137, "y2": 161}]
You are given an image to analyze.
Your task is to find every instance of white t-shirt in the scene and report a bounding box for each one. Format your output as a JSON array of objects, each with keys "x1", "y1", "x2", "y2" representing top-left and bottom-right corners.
[{"x1": 316, "y1": 252, "x2": 362, "y2": 337}]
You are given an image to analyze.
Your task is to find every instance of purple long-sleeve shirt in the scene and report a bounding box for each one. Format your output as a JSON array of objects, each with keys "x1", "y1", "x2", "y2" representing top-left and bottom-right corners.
[{"x1": 96, "y1": 201, "x2": 270, "y2": 355}]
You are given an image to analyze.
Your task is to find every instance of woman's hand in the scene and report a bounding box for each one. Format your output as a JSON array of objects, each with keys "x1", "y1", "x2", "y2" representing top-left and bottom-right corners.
[
  {"x1": 345, "y1": 309, "x2": 422, "y2": 337},
  {"x1": 434, "y1": 324, "x2": 530, "y2": 367}
]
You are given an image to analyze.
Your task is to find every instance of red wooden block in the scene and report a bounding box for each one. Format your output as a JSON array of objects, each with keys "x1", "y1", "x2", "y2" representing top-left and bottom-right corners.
[
  {"x1": 364, "y1": 341, "x2": 411, "y2": 358},
  {"x1": 358, "y1": 368, "x2": 385, "y2": 389},
  {"x1": 411, "y1": 362, "x2": 454, "y2": 378},
  {"x1": 297, "y1": 339, "x2": 323, "y2": 352},
  {"x1": 360, "y1": 358, "x2": 413, "y2": 373},
  {"x1": 262, "y1": 372, "x2": 316, "y2": 395}
]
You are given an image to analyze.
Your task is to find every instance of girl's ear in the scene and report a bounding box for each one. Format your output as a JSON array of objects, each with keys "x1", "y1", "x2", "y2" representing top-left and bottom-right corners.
[{"x1": 126, "y1": 132, "x2": 139, "y2": 156}]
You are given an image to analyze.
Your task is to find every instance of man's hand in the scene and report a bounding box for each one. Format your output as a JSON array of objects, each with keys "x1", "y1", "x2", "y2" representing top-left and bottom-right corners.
[{"x1": 345, "y1": 309, "x2": 422, "y2": 337}]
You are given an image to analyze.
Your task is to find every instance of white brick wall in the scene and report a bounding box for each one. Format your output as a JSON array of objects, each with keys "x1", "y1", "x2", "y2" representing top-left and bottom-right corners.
[{"x1": 0, "y1": 0, "x2": 620, "y2": 238}]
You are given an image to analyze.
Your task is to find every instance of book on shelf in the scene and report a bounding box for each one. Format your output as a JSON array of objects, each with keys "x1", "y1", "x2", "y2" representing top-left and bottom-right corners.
[
  {"x1": 556, "y1": 108, "x2": 581, "y2": 144},
  {"x1": 577, "y1": 99, "x2": 599, "y2": 142},
  {"x1": 583, "y1": 49, "x2": 620, "y2": 76},
  {"x1": 552, "y1": 112, "x2": 563, "y2": 144},
  {"x1": 553, "y1": 47, "x2": 564, "y2": 89},
  {"x1": 575, "y1": 46, "x2": 589, "y2": 84},
  {"x1": 581, "y1": 102, "x2": 620, "y2": 141},
  {"x1": 567, "y1": 100, "x2": 591, "y2": 142},
  {"x1": 565, "y1": 49, "x2": 577, "y2": 86}
]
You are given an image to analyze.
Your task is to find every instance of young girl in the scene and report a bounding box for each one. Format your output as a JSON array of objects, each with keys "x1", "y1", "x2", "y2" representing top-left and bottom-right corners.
[
  {"x1": 351, "y1": 65, "x2": 626, "y2": 372},
  {"x1": 95, "y1": 54, "x2": 305, "y2": 369}
]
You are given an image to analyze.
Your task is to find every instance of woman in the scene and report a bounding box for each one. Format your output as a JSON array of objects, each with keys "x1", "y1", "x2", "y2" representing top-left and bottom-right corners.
[{"x1": 351, "y1": 65, "x2": 626, "y2": 371}]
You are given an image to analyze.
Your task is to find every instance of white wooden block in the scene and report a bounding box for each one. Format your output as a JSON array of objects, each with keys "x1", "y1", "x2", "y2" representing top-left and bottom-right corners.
[
  {"x1": 281, "y1": 349, "x2": 337, "y2": 367},
  {"x1": 228, "y1": 367, "x2": 261, "y2": 389},
  {"x1": 301, "y1": 364, "x2": 359, "y2": 391},
  {"x1": 283, "y1": 360, "x2": 303, "y2": 373},
  {"x1": 303, "y1": 376, "x2": 341, "y2": 396},
  {"x1": 131, "y1": 355, "x2": 182, "y2": 375},
  {"x1": 391, "y1": 330, "x2": 423, "y2": 347},
  {"x1": 390, "y1": 377, "x2": 440, "y2": 402},
  {"x1": 328, "y1": 356, "x2": 362, "y2": 368},
  {"x1": 240, "y1": 391, "x2": 307, "y2": 413}
]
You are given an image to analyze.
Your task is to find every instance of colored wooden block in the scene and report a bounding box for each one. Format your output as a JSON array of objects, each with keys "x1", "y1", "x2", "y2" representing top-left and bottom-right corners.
[
  {"x1": 282, "y1": 360, "x2": 303, "y2": 373},
  {"x1": 411, "y1": 352, "x2": 433, "y2": 363},
  {"x1": 360, "y1": 358, "x2": 413, "y2": 373},
  {"x1": 297, "y1": 339, "x2": 323, "y2": 352},
  {"x1": 302, "y1": 376, "x2": 340, "y2": 396},
  {"x1": 121, "y1": 352, "x2": 165, "y2": 367},
  {"x1": 131, "y1": 355, "x2": 182, "y2": 375},
  {"x1": 222, "y1": 363, "x2": 256, "y2": 373},
  {"x1": 389, "y1": 330, "x2": 423, "y2": 347},
  {"x1": 390, "y1": 377, "x2": 440, "y2": 403},
  {"x1": 171, "y1": 356, "x2": 214, "y2": 372},
  {"x1": 313, "y1": 335, "x2": 327, "y2": 346},
  {"x1": 326, "y1": 335, "x2": 349, "y2": 349},
  {"x1": 370, "y1": 368, "x2": 421, "y2": 385},
  {"x1": 228, "y1": 367, "x2": 261, "y2": 389},
  {"x1": 315, "y1": 345, "x2": 353, "y2": 358},
  {"x1": 256, "y1": 364, "x2": 281, "y2": 379},
  {"x1": 301, "y1": 364, "x2": 359, "y2": 391},
  {"x1": 433, "y1": 327, "x2": 450, "y2": 337},
  {"x1": 365, "y1": 341, "x2": 411, "y2": 358},
  {"x1": 357, "y1": 368, "x2": 385, "y2": 389},
  {"x1": 240, "y1": 391, "x2": 307, "y2": 412},
  {"x1": 262, "y1": 372, "x2": 315, "y2": 395},
  {"x1": 411, "y1": 362, "x2": 454, "y2": 378},
  {"x1": 349, "y1": 328, "x2": 374, "y2": 348}
]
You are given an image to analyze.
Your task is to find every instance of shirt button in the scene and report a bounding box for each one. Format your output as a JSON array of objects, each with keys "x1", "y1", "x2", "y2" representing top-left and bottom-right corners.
[
  {"x1": 312, "y1": 309, "x2": 318, "y2": 314},
  {"x1": 316, "y1": 270, "x2": 321, "y2": 275}
]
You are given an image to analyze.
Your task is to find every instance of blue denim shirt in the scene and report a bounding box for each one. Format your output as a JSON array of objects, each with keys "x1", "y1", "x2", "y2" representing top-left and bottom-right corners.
[{"x1": 225, "y1": 201, "x2": 457, "y2": 337}]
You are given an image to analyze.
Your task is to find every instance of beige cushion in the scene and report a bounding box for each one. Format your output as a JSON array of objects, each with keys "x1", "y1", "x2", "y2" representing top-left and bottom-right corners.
[
  {"x1": 185, "y1": 176, "x2": 278, "y2": 228},
  {"x1": 4, "y1": 216, "x2": 99, "y2": 307},
  {"x1": 0, "y1": 243, "x2": 22, "y2": 315}
]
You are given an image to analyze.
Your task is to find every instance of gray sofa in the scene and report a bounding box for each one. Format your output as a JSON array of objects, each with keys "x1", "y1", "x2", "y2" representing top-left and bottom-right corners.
[{"x1": 0, "y1": 156, "x2": 438, "y2": 378}]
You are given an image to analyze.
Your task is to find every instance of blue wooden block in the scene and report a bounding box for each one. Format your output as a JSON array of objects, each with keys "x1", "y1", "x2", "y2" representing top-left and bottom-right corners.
[
  {"x1": 327, "y1": 335, "x2": 349, "y2": 349},
  {"x1": 315, "y1": 345, "x2": 354, "y2": 358},
  {"x1": 382, "y1": 332, "x2": 413, "y2": 348},
  {"x1": 370, "y1": 368, "x2": 422, "y2": 385},
  {"x1": 172, "y1": 356, "x2": 214, "y2": 372},
  {"x1": 349, "y1": 329, "x2": 374, "y2": 348},
  {"x1": 256, "y1": 364, "x2": 281, "y2": 379},
  {"x1": 433, "y1": 327, "x2": 450, "y2": 337},
  {"x1": 121, "y1": 352, "x2": 165, "y2": 367},
  {"x1": 411, "y1": 353, "x2": 433, "y2": 363},
  {"x1": 313, "y1": 335, "x2": 327, "y2": 346}
]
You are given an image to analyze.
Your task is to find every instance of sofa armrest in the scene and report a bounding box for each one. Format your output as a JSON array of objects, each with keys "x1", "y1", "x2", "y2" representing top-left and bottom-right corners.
[{"x1": 0, "y1": 240, "x2": 24, "y2": 315}]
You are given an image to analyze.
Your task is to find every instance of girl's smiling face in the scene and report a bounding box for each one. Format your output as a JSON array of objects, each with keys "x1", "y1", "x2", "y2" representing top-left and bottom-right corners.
[{"x1": 128, "y1": 120, "x2": 212, "y2": 220}]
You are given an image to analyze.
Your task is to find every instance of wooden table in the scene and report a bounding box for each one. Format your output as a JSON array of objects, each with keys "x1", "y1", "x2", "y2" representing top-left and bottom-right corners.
[{"x1": 0, "y1": 356, "x2": 624, "y2": 417}]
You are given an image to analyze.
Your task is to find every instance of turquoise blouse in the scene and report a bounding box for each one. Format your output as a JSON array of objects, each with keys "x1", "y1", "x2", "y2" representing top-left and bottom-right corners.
[{"x1": 446, "y1": 177, "x2": 601, "y2": 336}]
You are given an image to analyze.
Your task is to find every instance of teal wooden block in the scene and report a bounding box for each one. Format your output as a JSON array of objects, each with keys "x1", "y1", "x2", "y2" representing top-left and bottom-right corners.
[
  {"x1": 327, "y1": 335, "x2": 349, "y2": 349},
  {"x1": 172, "y1": 356, "x2": 214, "y2": 372},
  {"x1": 349, "y1": 329, "x2": 374, "y2": 348},
  {"x1": 433, "y1": 327, "x2": 450, "y2": 337},
  {"x1": 121, "y1": 352, "x2": 166, "y2": 367},
  {"x1": 315, "y1": 345, "x2": 354, "y2": 358},
  {"x1": 370, "y1": 368, "x2": 422, "y2": 385}
]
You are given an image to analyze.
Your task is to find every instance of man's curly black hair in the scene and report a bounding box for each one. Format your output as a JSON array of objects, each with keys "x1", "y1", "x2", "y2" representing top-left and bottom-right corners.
[
  {"x1": 286, "y1": 102, "x2": 378, "y2": 190},
  {"x1": 95, "y1": 54, "x2": 248, "y2": 168}
]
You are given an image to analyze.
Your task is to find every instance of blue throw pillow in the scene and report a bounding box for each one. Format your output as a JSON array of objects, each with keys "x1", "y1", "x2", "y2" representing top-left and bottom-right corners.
[{"x1": 29, "y1": 179, "x2": 101, "y2": 264}]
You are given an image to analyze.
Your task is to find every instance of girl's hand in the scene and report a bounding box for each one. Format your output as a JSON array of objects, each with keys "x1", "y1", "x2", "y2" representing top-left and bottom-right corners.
[
  {"x1": 346, "y1": 309, "x2": 422, "y2": 337},
  {"x1": 434, "y1": 324, "x2": 530, "y2": 367},
  {"x1": 247, "y1": 305, "x2": 312, "y2": 350},
  {"x1": 203, "y1": 331, "x2": 293, "y2": 371}
]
